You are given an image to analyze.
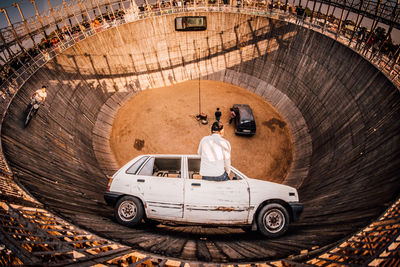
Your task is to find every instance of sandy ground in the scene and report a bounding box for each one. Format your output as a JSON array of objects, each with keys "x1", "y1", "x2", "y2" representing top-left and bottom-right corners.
[{"x1": 109, "y1": 80, "x2": 293, "y2": 183}]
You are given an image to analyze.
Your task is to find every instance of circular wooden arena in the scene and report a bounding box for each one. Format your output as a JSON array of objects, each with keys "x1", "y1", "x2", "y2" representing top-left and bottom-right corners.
[{"x1": 1, "y1": 7, "x2": 400, "y2": 266}]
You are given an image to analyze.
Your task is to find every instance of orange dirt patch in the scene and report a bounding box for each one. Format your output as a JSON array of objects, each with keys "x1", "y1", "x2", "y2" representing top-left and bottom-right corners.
[{"x1": 109, "y1": 80, "x2": 293, "y2": 183}]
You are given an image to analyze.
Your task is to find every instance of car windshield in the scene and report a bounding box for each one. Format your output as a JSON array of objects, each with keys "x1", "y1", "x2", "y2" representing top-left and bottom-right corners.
[
  {"x1": 126, "y1": 156, "x2": 148, "y2": 174},
  {"x1": 238, "y1": 106, "x2": 254, "y2": 122},
  {"x1": 186, "y1": 17, "x2": 205, "y2": 27}
]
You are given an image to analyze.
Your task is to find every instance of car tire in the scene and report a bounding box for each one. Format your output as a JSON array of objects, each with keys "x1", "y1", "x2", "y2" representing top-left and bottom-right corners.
[
  {"x1": 256, "y1": 203, "x2": 289, "y2": 238},
  {"x1": 114, "y1": 196, "x2": 144, "y2": 227}
]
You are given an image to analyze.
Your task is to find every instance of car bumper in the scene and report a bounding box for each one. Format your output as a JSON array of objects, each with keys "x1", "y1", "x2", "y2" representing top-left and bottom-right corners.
[
  {"x1": 289, "y1": 202, "x2": 303, "y2": 221},
  {"x1": 104, "y1": 192, "x2": 123, "y2": 207},
  {"x1": 235, "y1": 129, "x2": 256, "y2": 136}
]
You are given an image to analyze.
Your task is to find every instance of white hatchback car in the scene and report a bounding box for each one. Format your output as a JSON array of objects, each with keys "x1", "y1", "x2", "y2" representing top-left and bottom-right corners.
[{"x1": 104, "y1": 154, "x2": 303, "y2": 237}]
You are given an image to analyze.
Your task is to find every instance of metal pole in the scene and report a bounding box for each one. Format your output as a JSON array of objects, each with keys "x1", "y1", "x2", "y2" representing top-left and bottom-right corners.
[
  {"x1": 14, "y1": 3, "x2": 36, "y2": 45},
  {"x1": 31, "y1": 0, "x2": 48, "y2": 38},
  {"x1": 47, "y1": 0, "x2": 60, "y2": 31},
  {"x1": 365, "y1": 0, "x2": 384, "y2": 49},
  {"x1": 343, "y1": 0, "x2": 355, "y2": 22},
  {"x1": 315, "y1": 1, "x2": 322, "y2": 27},
  {"x1": 107, "y1": 0, "x2": 116, "y2": 19},
  {"x1": 73, "y1": 8, "x2": 87, "y2": 37},
  {"x1": 62, "y1": 0, "x2": 71, "y2": 25},
  {"x1": 348, "y1": 0, "x2": 364, "y2": 46},
  {"x1": 60, "y1": 14, "x2": 74, "y2": 42},
  {"x1": 198, "y1": 48, "x2": 201, "y2": 115},
  {"x1": 0, "y1": 26, "x2": 15, "y2": 61},
  {"x1": 369, "y1": 0, "x2": 382, "y2": 36},
  {"x1": 81, "y1": 0, "x2": 94, "y2": 21},
  {"x1": 0, "y1": 8, "x2": 25, "y2": 52},
  {"x1": 63, "y1": 0, "x2": 75, "y2": 28},
  {"x1": 302, "y1": 0, "x2": 309, "y2": 23},
  {"x1": 376, "y1": 3, "x2": 399, "y2": 59},
  {"x1": 30, "y1": 17, "x2": 47, "y2": 55},
  {"x1": 322, "y1": 0, "x2": 331, "y2": 33},
  {"x1": 336, "y1": 0, "x2": 346, "y2": 38},
  {"x1": 45, "y1": 16, "x2": 63, "y2": 45},
  {"x1": 11, "y1": 4, "x2": 39, "y2": 63},
  {"x1": 310, "y1": 0, "x2": 316, "y2": 23},
  {"x1": 91, "y1": 0, "x2": 103, "y2": 19}
]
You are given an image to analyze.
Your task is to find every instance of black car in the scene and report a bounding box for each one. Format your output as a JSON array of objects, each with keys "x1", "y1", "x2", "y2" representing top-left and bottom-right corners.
[
  {"x1": 175, "y1": 16, "x2": 207, "y2": 31},
  {"x1": 232, "y1": 104, "x2": 256, "y2": 136}
]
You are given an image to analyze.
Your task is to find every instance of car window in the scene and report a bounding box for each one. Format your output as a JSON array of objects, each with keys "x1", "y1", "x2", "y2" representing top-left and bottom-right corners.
[
  {"x1": 126, "y1": 156, "x2": 148, "y2": 174},
  {"x1": 175, "y1": 16, "x2": 207, "y2": 31},
  {"x1": 228, "y1": 168, "x2": 243, "y2": 180},
  {"x1": 188, "y1": 158, "x2": 201, "y2": 179},
  {"x1": 137, "y1": 157, "x2": 155, "y2": 176},
  {"x1": 188, "y1": 158, "x2": 241, "y2": 180},
  {"x1": 151, "y1": 157, "x2": 182, "y2": 178}
]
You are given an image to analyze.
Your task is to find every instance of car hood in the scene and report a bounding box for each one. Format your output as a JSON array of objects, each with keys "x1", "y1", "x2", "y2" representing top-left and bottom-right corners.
[{"x1": 246, "y1": 177, "x2": 300, "y2": 202}]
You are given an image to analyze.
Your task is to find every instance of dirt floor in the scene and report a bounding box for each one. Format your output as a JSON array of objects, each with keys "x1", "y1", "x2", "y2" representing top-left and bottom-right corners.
[{"x1": 109, "y1": 80, "x2": 293, "y2": 183}]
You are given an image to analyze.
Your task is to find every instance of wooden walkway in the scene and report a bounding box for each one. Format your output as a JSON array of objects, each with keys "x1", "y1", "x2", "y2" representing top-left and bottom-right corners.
[{"x1": 0, "y1": 169, "x2": 398, "y2": 266}]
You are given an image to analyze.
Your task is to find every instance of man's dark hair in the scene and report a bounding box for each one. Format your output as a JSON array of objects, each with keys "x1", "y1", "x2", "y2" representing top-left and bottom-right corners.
[
  {"x1": 42, "y1": 85, "x2": 47, "y2": 89},
  {"x1": 211, "y1": 121, "x2": 223, "y2": 133}
]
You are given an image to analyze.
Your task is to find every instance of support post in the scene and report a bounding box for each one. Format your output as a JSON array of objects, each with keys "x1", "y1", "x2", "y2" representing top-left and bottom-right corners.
[
  {"x1": 47, "y1": 0, "x2": 60, "y2": 31},
  {"x1": 336, "y1": 0, "x2": 346, "y2": 38},
  {"x1": 31, "y1": 0, "x2": 48, "y2": 38},
  {"x1": 0, "y1": 8, "x2": 25, "y2": 52},
  {"x1": 14, "y1": 3, "x2": 36, "y2": 45},
  {"x1": 107, "y1": 0, "x2": 116, "y2": 19}
]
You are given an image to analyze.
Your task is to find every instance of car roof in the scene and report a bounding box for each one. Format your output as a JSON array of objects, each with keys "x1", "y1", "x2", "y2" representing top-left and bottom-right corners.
[{"x1": 233, "y1": 104, "x2": 254, "y2": 121}]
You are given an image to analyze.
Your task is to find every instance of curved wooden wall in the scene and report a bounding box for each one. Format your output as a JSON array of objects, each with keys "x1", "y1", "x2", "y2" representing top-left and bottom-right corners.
[{"x1": 1, "y1": 12, "x2": 400, "y2": 263}]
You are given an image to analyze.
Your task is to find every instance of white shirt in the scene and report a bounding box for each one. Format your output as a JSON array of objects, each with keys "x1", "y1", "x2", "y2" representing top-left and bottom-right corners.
[
  {"x1": 198, "y1": 133, "x2": 231, "y2": 177},
  {"x1": 33, "y1": 90, "x2": 47, "y2": 103}
]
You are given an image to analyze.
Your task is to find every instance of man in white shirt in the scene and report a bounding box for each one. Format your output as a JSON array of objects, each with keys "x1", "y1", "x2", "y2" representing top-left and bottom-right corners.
[
  {"x1": 198, "y1": 121, "x2": 231, "y2": 181},
  {"x1": 31, "y1": 85, "x2": 47, "y2": 104},
  {"x1": 28, "y1": 85, "x2": 47, "y2": 115}
]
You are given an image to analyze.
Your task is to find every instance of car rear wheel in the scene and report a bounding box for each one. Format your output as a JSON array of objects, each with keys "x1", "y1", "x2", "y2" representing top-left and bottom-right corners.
[
  {"x1": 114, "y1": 196, "x2": 144, "y2": 227},
  {"x1": 256, "y1": 203, "x2": 289, "y2": 238}
]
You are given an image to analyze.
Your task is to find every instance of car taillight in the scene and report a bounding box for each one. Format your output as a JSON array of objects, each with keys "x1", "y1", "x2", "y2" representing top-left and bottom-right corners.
[{"x1": 106, "y1": 177, "x2": 113, "y2": 191}]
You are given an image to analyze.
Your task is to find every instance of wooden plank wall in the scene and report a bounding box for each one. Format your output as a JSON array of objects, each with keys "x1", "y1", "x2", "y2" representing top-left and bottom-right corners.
[{"x1": 1, "y1": 12, "x2": 399, "y2": 263}]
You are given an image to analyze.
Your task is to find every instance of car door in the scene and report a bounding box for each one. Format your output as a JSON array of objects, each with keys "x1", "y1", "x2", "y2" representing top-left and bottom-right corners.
[
  {"x1": 116, "y1": 156, "x2": 150, "y2": 199},
  {"x1": 184, "y1": 158, "x2": 250, "y2": 224},
  {"x1": 136, "y1": 156, "x2": 185, "y2": 220}
]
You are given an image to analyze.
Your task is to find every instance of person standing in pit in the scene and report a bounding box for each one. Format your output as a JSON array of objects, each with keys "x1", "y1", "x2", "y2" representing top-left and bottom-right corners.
[{"x1": 215, "y1": 107, "x2": 221, "y2": 122}]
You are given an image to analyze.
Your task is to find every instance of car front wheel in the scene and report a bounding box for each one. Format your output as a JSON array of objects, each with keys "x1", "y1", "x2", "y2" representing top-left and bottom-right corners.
[
  {"x1": 256, "y1": 203, "x2": 289, "y2": 238},
  {"x1": 114, "y1": 196, "x2": 144, "y2": 227}
]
